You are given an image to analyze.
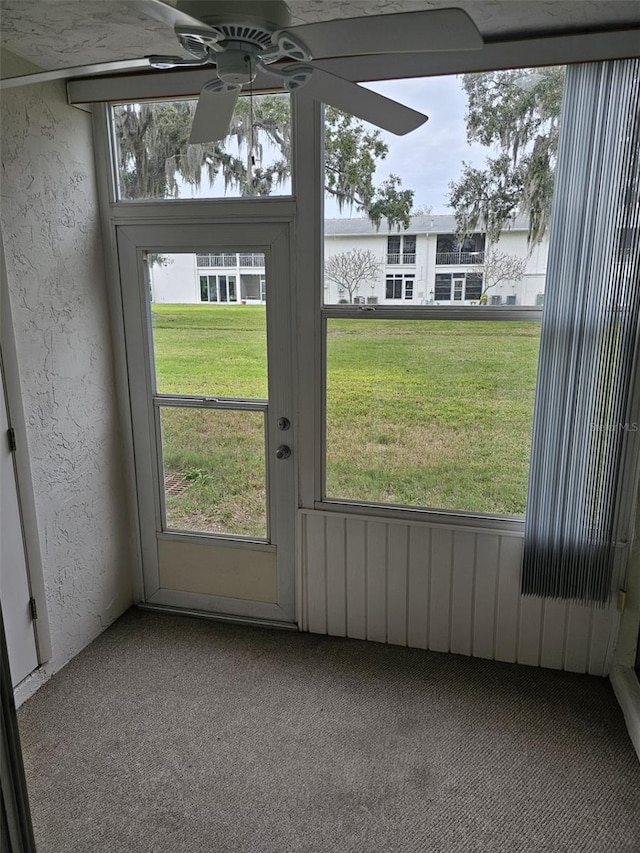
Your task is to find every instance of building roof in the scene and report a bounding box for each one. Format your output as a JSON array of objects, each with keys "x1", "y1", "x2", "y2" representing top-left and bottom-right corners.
[{"x1": 323, "y1": 214, "x2": 531, "y2": 236}]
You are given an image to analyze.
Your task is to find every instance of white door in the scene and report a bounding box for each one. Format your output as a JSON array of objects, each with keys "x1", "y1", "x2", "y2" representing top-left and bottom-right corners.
[
  {"x1": 0, "y1": 364, "x2": 38, "y2": 686},
  {"x1": 117, "y1": 222, "x2": 296, "y2": 624}
]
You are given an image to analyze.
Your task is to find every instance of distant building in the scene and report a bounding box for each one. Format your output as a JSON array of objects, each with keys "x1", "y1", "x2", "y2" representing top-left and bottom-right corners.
[{"x1": 150, "y1": 214, "x2": 549, "y2": 307}]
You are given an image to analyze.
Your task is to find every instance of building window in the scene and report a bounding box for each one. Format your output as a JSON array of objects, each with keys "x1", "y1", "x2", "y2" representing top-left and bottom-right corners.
[
  {"x1": 435, "y1": 233, "x2": 485, "y2": 265},
  {"x1": 434, "y1": 273, "x2": 451, "y2": 301},
  {"x1": 465, "y1": 274, "x2": 483, "y2": 301},
  {"x1": 200, "y1": 274, "x2": 237, "y2": 303},
  {"x1": 386, "y1": 234, "x2": 416, "y2": 264},
  {"x1": 385, "y1": 274, "x2": 414, "y2": 300},
  {"x1": 434, "y1": 272, "x2": 482, "y2": 302}
]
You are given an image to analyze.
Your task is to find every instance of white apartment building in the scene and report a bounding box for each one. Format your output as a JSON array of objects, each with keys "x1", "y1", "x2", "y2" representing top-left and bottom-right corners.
[{"x1": 150, "y1": 214, "x2": 549, "y2": 307}]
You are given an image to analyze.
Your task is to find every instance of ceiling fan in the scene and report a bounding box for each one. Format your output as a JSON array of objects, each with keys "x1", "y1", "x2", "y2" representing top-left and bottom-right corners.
[{"x1": 0, "y1": 0, "x2": 484, "y2": 142}]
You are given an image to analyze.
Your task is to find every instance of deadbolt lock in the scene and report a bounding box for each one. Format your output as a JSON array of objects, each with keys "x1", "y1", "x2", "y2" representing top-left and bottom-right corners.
[{"x1": 277, "y1": 417, "x2": 290, "y2": 431}]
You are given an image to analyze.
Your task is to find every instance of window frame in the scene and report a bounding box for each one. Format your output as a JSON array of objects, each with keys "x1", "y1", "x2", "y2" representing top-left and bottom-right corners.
[{"x1": 88, "y1": 47, "x2": 636, "y2": 532}]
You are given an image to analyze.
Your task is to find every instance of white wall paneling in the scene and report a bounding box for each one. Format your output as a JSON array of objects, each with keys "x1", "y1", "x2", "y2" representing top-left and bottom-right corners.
[{"x1": 300, "y1": 509, "x2": 619, "y2": 676}]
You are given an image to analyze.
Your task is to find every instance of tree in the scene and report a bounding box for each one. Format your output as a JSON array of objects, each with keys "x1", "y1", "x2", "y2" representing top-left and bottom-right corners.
[
  {"x1": 478, "y1": 248, "x2": 527, "y2": 304},
  {"x1": 114, "y1": 96, "x2": 289, "y2": 200},
  {"x1": 448, "y1": 67, "x2": 565, "y2": 246},
  {"x1": 324, "y1": 249, "x2": 382, "y2": 304},
  {"x1": 114, "y1": 97, "x2": 414, "y2": 229},
  {"x1": 410, "y1": 204, "x2": 433, "y2": 216},
  {"x1": 147, "y1": 253, "x2": 173, "y2": 269}
]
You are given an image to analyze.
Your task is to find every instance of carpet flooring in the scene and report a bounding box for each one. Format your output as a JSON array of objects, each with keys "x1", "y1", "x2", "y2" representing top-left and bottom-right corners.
[{"x1": 17, "y1": 607, "x2": 640, "y2": 852}]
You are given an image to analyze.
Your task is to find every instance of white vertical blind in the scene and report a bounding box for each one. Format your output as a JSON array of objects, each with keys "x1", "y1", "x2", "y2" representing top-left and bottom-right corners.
[{"x1": 523, "y1": 59, "x2": 640, "y2": 604}]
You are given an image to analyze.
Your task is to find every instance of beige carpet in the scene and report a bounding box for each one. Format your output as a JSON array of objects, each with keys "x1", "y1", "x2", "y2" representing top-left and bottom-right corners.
[{"x1": 17, "y1": 607, "x2": 640, "y2": 852}]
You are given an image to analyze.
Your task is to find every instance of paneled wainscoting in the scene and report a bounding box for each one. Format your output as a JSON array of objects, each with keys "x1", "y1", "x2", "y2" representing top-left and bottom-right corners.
[{"x1": 300, "y1": 510, "x2": 620, "y2": 676}]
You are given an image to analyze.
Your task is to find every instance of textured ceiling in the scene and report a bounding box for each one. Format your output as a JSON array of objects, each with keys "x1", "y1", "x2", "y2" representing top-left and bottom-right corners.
[{"x1": 1, "y1": 0, "x2": 639, "y2": 72}]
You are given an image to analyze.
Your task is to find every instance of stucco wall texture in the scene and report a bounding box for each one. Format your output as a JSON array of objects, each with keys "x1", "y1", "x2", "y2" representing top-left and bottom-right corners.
[{"x1": 0, "y1": 50, "x2": 133, "y2": 693}]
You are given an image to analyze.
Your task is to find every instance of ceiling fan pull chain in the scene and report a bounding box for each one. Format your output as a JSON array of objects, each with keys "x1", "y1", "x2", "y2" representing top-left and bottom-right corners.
[{"x1": 249, "y1": 73, "x2": 256, "y2": 167}]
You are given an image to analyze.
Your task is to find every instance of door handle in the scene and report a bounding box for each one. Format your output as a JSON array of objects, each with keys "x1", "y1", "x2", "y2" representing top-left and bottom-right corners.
[{"x1": 276, "y1": 445, "x2": 291, "y2": 460}]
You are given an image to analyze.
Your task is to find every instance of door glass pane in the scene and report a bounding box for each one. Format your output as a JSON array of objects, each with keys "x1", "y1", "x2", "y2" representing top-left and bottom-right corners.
[
  {"x1": 148, "y1": 252, "x2": 267, "y2": 398},
  {"x1": 160, "y1": 407, "x2": 267, "y2": 538},
  {"x1": 325, "y1": 318, "x2": 541, "y2": 516}
]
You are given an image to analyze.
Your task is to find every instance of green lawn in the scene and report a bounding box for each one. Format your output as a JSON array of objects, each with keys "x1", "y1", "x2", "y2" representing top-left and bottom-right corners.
[{"x1": 151, "y1": 304, "x2": 541, "y2": 534}]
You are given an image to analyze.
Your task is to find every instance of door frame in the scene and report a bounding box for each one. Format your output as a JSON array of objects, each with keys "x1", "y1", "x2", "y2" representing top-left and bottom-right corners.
[
  {"x1": 0, "y1": 234, "x2": 51, "y2": 669},
  {"x1": 116, "y1": 220, "x2": 297, "y2": 624}
]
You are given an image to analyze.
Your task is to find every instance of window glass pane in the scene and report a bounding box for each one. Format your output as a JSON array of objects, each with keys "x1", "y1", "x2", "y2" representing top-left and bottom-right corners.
[
  {"x1": 465, "y1": 274, "x2": 483, "y2": 301},
  {"x1": 112, "y1": 94, "x2": 291, "y2": 201},
  {"x1": 323, "y1": 67, "x2": 563, "y2": 305},
  {"x1": 148, "y1": 252, "x2": 267, "y2": 397},
  {"x1": 326, "y1": 319, "x2": 541, "y2": 516},
  {"x1": 161, "y1": 407, "x2": 266, "y2": 537},
  {"x1": 434, "y1": 274, "x2": 451, "y2": 301},
  {"x1": 403, "y1": 235, "x2": 416, "y2": 254}
]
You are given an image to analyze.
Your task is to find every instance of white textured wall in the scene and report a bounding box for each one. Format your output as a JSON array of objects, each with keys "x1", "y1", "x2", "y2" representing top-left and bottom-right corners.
[{"x1": 0, "y1": 50, "x2": 133, "y2": 700}]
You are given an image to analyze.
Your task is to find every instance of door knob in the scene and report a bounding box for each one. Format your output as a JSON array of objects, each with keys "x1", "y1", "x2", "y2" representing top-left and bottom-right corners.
[{"x1": 276, "y1": 445, "x2": 291, "y2": 460}]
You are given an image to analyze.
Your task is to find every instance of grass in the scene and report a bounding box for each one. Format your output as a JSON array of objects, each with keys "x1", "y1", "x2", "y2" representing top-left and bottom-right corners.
[
  {"x1": 326, "y1": 319, "x2": 540, "y2": 514},
  {"x1": 151, "y1": 305, "x2": 541, "y2": 534}
]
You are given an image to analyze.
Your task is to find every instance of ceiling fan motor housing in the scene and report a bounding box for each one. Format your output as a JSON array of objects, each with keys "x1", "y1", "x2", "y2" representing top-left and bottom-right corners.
[
  {"x1": 177, "y1": 0, "x2": 290, "y2": 42},
  {"x1": 215, "y1": 49, "x2": 257, "y2": 84}
]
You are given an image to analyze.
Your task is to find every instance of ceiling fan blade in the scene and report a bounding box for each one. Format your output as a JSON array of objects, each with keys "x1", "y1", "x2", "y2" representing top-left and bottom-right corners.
[
  {"x1": 281, "y1": 9, "x2": 482, "y2": 59},
  {"x1": 135, "y1": 0, "x2": 216, "y2": 32},
  {"x1": 297, "y1": 67, "x2": 427, "y2": 136},
  {"x1": 189, "y1": 83, "x2": 241, "y2": 144},
  {"x1": 0, "y1": 58, "x2": 152, "y2": 90}
]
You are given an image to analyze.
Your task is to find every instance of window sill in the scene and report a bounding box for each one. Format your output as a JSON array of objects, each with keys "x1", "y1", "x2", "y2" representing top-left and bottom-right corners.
[{"x1": 313, "y1": 499, "x2": 526, "y2": 533}]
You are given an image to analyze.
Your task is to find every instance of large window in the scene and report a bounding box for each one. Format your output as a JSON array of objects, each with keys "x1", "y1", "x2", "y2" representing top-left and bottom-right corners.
[{"x1": 322, "y1": 66, "x2": 563, "y2": 517}]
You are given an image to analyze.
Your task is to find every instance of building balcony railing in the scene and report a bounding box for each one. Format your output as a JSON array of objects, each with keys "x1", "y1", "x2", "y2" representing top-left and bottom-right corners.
[
  {"x1": 196, "y1": 252, "x2": 265, "y2": 268},
  {"x1": 436, "y1": 251, "x2": 485, "y2": 265},
  {"x1": 386, "y1": 253, "x2": 416, "y2": 265},
  {"x1": 238, "y1": 253, "x2": 265, "y2": 267}
]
